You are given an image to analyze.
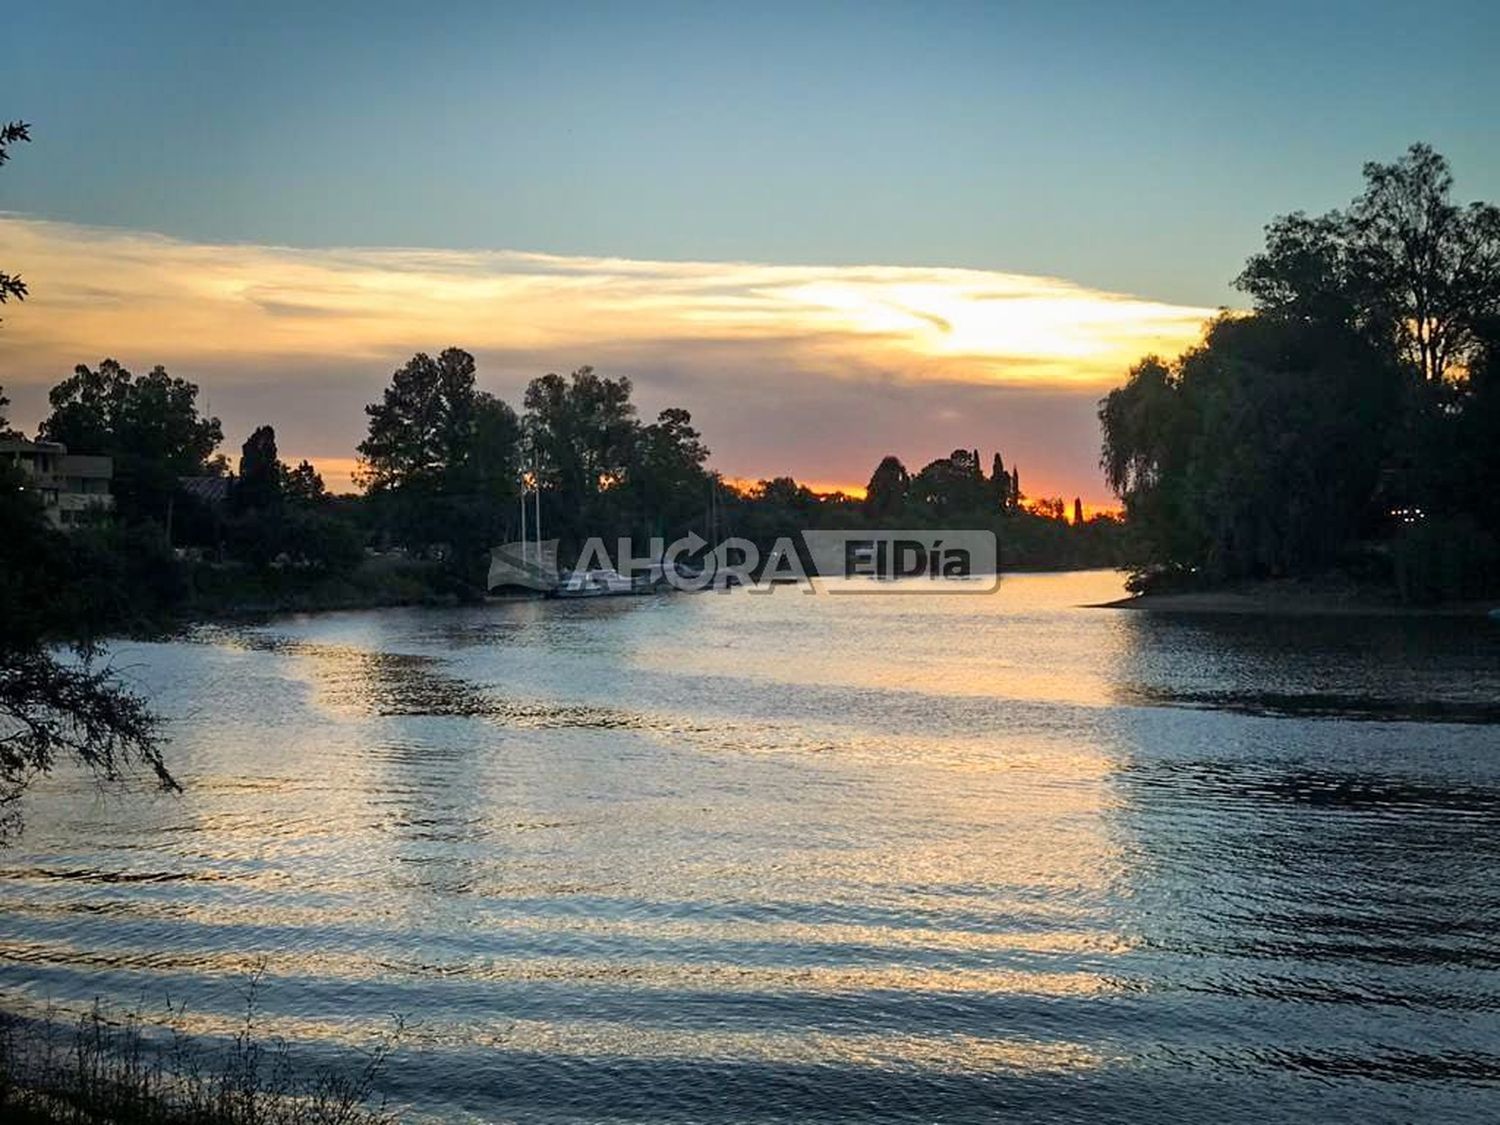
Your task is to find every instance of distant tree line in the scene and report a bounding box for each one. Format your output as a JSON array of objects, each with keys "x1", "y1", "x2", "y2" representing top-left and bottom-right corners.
[
  {"x1": 3, "y1": 347, "x2": 1123, "y2": 602},
  {"x1": 1100, "y1": 144, "x2": 1500, "y2": 601}
]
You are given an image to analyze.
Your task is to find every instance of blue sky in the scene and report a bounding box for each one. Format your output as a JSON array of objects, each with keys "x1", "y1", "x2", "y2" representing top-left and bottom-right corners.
[
  {"x1": 3, "y1": 1, "x2": 1498, "y2": 497},
  {"x1": 9, "y1": 1, "x2": 1498, "y2": 305}
]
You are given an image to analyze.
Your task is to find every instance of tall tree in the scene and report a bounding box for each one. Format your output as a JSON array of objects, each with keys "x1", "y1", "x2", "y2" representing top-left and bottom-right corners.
[
  {"x1": 629, "y1": 407, "x2": 711, "y2": 536},
  {"x1": 1239, "y1": 143, "x2": 1500, "y2": 385},
  {"x1": 283, "y1": 460, "x2": 329, "y2": 506},
  {"x1": 990, "y1": 452, "x2": 1007, "y2": 511},
  {"x1": 522, "y1": 367, "x2": 639, "y2": 544},
  {"x1": 358, "y1": 348, "x2": 521, "y2": 561},
  {"x1": 234, "y1": 425, "x2": 283, "y2": 513},
  {"x1": 912, "y1": 450, "x2": 990, "y2": 516},
  {"x1": 357, "y1": 348, "x2": 482, "y2": 495},
  {"x1": 40, "y1": 360, "x2": 223, "y2": 524},
  {"x1": 863, "y1": 455, "x2": 910, "y2": 519}
]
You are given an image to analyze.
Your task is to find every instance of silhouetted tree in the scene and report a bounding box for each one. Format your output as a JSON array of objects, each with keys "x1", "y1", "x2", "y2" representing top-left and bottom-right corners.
[
  {"x1": 357, "y1": 348, "x2": 482, "y2": 495},
  {"x1": 1101, "y1": 313, "x2": 1404, "y2": 579},
  {"x1": 864, "y1": 455, "x2": 910, "y2": 518},
  {"x1": 1029, "y1": 497, "x2": 1065, "y2": 521},
  {"x1": 284, "y1": 460, "x2": 329, "y2": 506},
  {"x1": 234, "y1": 425, "x2": 282, "y2": 513},
  {"x1": 912, "y1": 450, "x2": 989, "y2": 516},
  {"x1": 1240, "y1": 143, "x2": 1500, "y2": 386},
  {"x1": 40, "y1": 359, "x2": 223, "y2": 524},
  {"x1": 627, "y1": 407, "x2": 711, "y2": 537},
  {"x1": 1103, "y1": 143, "x2": 1500, "y2": 594},
  {"x1": 990, "y1": 452, "x2": 1007, "y2": 511},
  {"x1": 357, "y1": 348, "x2": 521, "y2": 560},
  {"x1": 1074, "y1": 497, "x2": 1084, "y2": 526},
  {"x1": 0, "y1": 383, "x2": 18, "y2": 439},
  {"x1": 522, "y1": 366, "x2": 638, "y2": 547}
]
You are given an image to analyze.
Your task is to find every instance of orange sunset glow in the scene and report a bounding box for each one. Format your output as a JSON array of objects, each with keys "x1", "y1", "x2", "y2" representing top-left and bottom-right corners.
[{"x1": 0, "y1": 217, "x2": 1212, "y2": 504}]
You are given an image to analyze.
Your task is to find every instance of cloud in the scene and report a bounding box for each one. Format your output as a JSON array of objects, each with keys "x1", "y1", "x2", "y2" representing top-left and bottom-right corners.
[{"x1": 0, "y1": 216, "x2": 1215, "y2": 502}]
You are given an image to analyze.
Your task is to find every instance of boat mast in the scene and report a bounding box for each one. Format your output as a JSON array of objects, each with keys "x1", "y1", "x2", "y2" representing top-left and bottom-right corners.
[{"x1": 519, "y1": 470, "x2": 528, "y2": 567}]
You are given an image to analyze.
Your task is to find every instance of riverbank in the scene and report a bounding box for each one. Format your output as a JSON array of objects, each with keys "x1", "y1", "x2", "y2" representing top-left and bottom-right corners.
[{"x1": 1094, "y1": 577, "x2": 1497, "y2": 618}]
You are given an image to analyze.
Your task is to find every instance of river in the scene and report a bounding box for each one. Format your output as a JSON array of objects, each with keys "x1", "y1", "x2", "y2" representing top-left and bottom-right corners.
[{"x1": 3, "y1": 571, "x2": 1499, "y2": 1122}]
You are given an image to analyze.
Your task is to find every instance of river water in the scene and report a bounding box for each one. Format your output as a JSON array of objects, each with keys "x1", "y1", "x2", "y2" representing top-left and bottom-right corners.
[{"x1": 3, "y1": 571, "x2": 1499, "y2": 1122}]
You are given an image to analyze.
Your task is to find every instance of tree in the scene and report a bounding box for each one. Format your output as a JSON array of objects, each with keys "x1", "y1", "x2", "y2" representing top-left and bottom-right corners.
[
  {"x1": 40, "y1": 359, "x2": 223, "y2": 524},
  {"x1": 461, "y1": 394, "x2": 522, "y2": 499},
  {"x1": 284, "y1": 460, "x2": 329, "y2": 506},
  {"x1": 1100, "y1": 314, "x2": 1403, "y2": 579},
  {"x1": 1073, "y1": 497, "x2": 1084, "y2": 526},
  {"x1": 0, "y1": 121, "x2": 176, "y2": 838},
  {"x1": 629, "y1": 407, "x2": 711, "y2": 536},
  {"x1": 1109, "y1": 144, "x2": 1500, "y2": 593},
  {"x1": 990, "y1": 452, "x2": 1008, "y2": 511},
  {"x1": 357, "y1": 349, "x2": 478, "y2": 495},
  {"x1": 357, "y1": 348, "x2": 520, "y2": 558},
  {"x1": 1239, "y1": 143, "x2": 1500, "y2": 385},
  {"x1": 911, "y1": 450, "x2": 990, "y2": 518},
  {"x1": 0, "y1": 601, "x2": 174, "y2": 840},
  {"x1": 1028, "y1": 497, "x2": 1066, "y2": 521},
  {"x1": 522, "y1": 367, "x2": 639, "y2": 546},
  {"x1": 0, "y1": 383, "x2": 19, "y2": 439},
  {"x1": 234, "y1": 425, "x2": 283, "y2": 513},
  {"x1": 863, "y1": 455, "x2": 910, "y2": 519}
]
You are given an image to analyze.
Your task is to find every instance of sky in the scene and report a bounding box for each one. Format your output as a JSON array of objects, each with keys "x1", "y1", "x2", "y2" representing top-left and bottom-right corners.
[{"x1": 3, "y1": 1, "x2": 1498, "y2": 501}]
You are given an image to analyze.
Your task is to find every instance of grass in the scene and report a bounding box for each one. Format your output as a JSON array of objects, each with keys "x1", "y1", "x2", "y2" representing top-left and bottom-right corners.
[{"x1": 0, "y1": 978, "x2": 402, "y2": 1125}]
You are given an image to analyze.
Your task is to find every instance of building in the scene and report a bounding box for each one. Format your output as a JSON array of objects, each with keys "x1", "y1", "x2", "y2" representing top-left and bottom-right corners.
[{"x1": 0, "y1": 438, "x2": 115, "y2": 528}]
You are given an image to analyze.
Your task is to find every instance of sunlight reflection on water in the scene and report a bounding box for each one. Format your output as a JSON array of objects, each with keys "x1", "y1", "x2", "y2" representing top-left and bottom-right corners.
[{"x1": 2, "y1": 571, "x2": 1499, "y2": 1122}]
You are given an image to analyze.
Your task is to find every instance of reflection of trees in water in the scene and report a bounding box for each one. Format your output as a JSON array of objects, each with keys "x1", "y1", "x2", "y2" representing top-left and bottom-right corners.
[
  {"x1": 1113, "y1": 611, "x2": 1500, "y2": 721},
  {"x1": 1104, "y1": 610, "x2": 1500, "y2": 983}
]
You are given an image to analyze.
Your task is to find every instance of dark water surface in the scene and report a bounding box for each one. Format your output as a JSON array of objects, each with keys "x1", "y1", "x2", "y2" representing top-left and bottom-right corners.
[{"x1": 3, "y1": 571, "x2": 1500, "y2": 1122}]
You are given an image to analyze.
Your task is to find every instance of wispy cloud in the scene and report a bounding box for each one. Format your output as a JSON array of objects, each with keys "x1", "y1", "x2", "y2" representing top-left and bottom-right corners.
[{"x1": 0, "y1": 217, "x2": 1214, "y2": 500}]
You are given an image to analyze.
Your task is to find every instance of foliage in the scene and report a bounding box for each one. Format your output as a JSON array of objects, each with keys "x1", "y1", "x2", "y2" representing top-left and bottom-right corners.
[
  {"x1": 233, "y1": 425, "x2": 283, "y2": 513},
  {"x1": 1238, "y1": 143, "x2": 1500, "y2": 385},
  {"x1": 863, "y1": 455, "x2": 910, "y2": 518},
  {"x1": 1103, "y1": 144, "x2": 1500, "y2": 599},
  {"x1": 1392, "y1": 516, "x2": 1499, "y2": 605},
  {"x1": 356, "y1": 348, "x2": 519, "y2": 566},
  {"x1": 0, "y1": 460, "x2": 176, "y2": 840},
  {"x1": 39, "y1": 359, "x2": 223, "y2": 525},
  {"x1": 0, "y1": 121, "x2": 28, "y2": 314}
]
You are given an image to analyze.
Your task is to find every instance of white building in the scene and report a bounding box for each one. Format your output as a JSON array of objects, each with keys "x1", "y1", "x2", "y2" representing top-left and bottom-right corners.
[{"x1": 0, "y1": 438, "x2": 114, "y2": 528}]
